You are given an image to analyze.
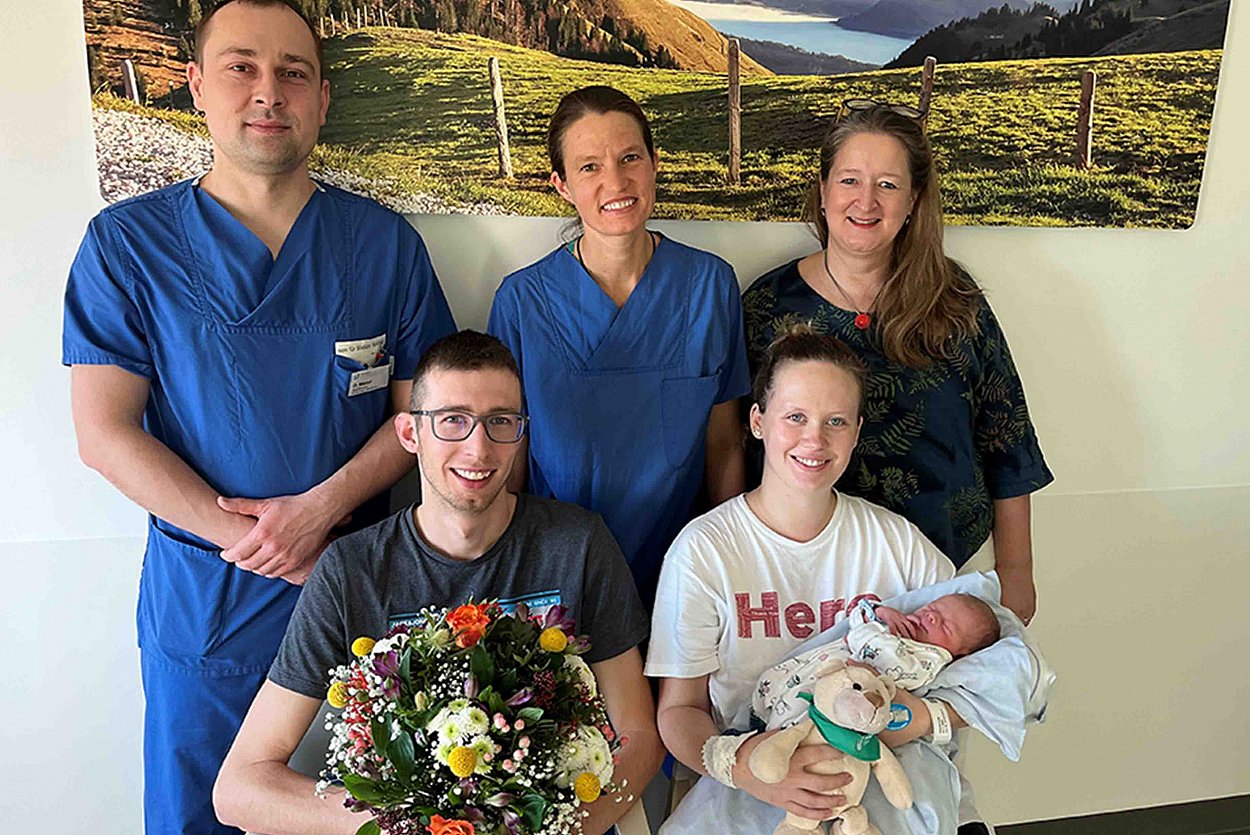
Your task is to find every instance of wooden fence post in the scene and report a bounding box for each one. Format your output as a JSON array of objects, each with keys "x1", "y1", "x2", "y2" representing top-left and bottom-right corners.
[
  {"x1": 1076, "y1": 69, "x2": 1096, "y2": 169},
  {"x1": 120, "y1": 59, "x2": 141, "y2": 104},
  {"x1": 919, "y1": 56, "x2": 936, "y2": 118},
  {"x1": 488, "y1": 57, "x2": 513, "y2": 179},
  {"x1": 356, "y1": 8, "x2": 363, "y2": 29},
  {"x1": 727, "y1": 38, "x2": 741, "y2": 186}
]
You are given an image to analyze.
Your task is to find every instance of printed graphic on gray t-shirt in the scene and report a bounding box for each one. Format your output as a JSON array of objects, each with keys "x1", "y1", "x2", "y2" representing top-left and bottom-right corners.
[{"x1": 269, "y1": 493, "x2": 649, "y2": 699}]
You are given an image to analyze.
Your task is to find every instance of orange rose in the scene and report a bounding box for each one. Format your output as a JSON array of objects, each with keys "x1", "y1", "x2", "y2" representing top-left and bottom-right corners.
[
  {"x1": 446, "y1": 603, "x2": 492, "y2": 648},
  {"x1": 427, "y1": 815, "x2": 475, "y2": 835}
]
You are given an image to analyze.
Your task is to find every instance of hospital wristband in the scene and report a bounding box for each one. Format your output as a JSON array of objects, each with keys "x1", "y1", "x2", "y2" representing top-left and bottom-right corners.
[
  {"x1": 922, "y1": 698, "x2": 953, "y2": 746},
  {"x1": 701, "y1": 730, "x2": 758, "y2": 788}
]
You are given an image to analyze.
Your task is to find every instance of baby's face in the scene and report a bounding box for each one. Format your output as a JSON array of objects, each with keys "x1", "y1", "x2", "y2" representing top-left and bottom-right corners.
[{"x1": 904, "y1": 596, "x2": 984, "y2": 657}]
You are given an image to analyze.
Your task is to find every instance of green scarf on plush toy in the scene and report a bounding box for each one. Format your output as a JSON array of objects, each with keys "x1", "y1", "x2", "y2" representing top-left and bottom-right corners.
[{"x1": 795, "y1": 691, "x2": 881, "y2": 762}]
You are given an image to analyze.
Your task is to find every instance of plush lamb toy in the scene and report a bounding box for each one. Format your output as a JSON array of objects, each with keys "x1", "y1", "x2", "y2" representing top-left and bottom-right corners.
[{"x1": 748, "y1": 660, "x2": 913, "y2": 835}]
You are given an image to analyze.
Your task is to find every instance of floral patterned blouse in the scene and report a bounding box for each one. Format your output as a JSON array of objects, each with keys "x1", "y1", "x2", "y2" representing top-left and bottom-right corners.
[{"x1": 742, "y1": 259, "x2": 1053, "y2": 568}]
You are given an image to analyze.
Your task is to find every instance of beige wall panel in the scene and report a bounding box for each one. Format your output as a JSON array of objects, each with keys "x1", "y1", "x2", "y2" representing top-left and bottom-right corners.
[
  {"x1": 0, "y1": 537, "x2": 145, "y2": 830},
  {"x1": 963, "y1": 486, "x2": 1250, "y2": 823}
]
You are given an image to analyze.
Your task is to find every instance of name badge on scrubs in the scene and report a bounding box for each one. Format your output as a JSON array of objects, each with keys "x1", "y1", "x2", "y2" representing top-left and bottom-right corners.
[
  {"x1": 335, "y1": 334, "x2": 387, "y2": 367},
  {"x1": 348, "y1": 356, "x2": 393, "y2": 397}
]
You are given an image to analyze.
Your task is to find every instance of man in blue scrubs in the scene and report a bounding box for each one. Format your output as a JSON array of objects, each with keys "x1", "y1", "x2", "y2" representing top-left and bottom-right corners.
[{"x1": 62, "y1": 2, "x2": 455, "y2": 832}]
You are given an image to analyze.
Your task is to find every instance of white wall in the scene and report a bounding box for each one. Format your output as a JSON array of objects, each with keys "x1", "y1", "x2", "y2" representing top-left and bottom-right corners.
[{"x1": 2, "y1": 0, "x2": 1247, "y2": 829}]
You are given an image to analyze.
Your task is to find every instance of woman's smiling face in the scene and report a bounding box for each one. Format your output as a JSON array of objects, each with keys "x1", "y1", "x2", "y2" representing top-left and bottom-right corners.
[
  {"x1": 821, "y1": 131, "x2": 916, "y2": 262},
  {"x1": 550, "y1": 110, "x2": 657, "y2": 240},
  {"x1": 751, "y1": 359, "x2": 862, "y2": 494}
]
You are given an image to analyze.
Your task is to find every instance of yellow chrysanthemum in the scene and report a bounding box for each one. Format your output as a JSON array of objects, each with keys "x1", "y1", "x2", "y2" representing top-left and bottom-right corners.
[
  {"x1": 573, "y1": 771, "x2": 601, "y2": 803},
  {"x1": 447, "y1": 745, "x2": 478, "y2": 778},
  {"x1": 539, "y1": 627, "x2": 569, "y2": 653},
  {"x1": 327, "y1": 681, "x2": 349, "y2": 709},
  {"x1": 350, "y1": 636, "x2": 376, "y2": 657}
]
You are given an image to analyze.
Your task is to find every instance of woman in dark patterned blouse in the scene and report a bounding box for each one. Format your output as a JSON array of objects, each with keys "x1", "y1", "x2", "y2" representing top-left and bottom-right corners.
[{"x1": 742, "y1": 103, "x2": 1052, "y2": 628}]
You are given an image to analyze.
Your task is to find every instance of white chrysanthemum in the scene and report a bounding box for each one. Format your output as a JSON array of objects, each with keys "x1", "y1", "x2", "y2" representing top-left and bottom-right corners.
[
  {"x1": 461, "y1": 706, "x2": 490, "y2": 736},
  {"x1": 439, "y1": 716, "x2": 466, "y2": 744},
  {"x1": 563, "y1": 655, "x2": 598, "y2": 697},
  {"x1": 579, "y1": 725, "x2": 612, "y2": 768},
  {"x1": 556, "y1": 725, "x2": 612, "y2": 786},
  {"x1": 556, "y1": 739, "x2": 587, "y2": 786},
  {"x1": 585, "y1": 733, "x2": 613, "y2": 782},
  {"x1": 447, "y1": 698, "x2": 470, "y2": 712},
  {"x1": 468, "y1": 734, "x2": 495, "y2": 774},
  {"x1": 425, "y1": 706, "x2": 452, "y2": 734},
  {"x1": 436, "y1": 740, "x2": 456, "y2": 765},
  {"x1": 372, "y1": 633, "x2": 408, "y2": 655}
]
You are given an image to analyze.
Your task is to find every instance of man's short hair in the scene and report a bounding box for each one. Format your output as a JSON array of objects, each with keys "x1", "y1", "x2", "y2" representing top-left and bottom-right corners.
[
  {"x1": 194, "y1": 0, "x2": 324, "y2": 76},
  {"x1": 410, "y1": 331, "x2": 522, "y2": 410}
]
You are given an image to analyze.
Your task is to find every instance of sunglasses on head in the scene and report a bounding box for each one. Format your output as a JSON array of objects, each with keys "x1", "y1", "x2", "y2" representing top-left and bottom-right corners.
[{"x1": 841, "y1": 98, "x2": 926, "y2": 120}]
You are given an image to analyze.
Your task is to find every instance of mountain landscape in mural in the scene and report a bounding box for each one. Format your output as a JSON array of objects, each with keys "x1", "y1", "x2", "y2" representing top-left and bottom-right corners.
[{"x1": 84, "y1": 0, "x2": 1231, "y2": 227}]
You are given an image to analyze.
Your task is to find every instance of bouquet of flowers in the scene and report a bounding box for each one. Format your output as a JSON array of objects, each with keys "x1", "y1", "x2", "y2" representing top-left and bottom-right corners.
[{"x1": 319, "y1": 601, "x2": 628, "y2": 835}]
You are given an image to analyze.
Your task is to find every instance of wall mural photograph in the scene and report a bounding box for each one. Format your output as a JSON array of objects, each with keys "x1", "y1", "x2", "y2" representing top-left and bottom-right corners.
[{"x1": 84, "y1": 0, "x2": 1231, "y2": 227}]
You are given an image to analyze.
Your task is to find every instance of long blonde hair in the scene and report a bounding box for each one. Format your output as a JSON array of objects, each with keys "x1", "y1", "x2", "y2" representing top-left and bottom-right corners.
[{"x1": 803, "y1": 108, "x2": 981, "y2": 367}]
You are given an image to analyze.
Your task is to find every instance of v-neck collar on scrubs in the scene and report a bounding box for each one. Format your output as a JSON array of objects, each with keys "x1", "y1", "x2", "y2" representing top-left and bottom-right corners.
[
  {"x1": 556, "y1": 232, "x2": 678, "y2": 372},
  {"x1": 180, "y1": 178, "x2": 347, "y2": 330}
]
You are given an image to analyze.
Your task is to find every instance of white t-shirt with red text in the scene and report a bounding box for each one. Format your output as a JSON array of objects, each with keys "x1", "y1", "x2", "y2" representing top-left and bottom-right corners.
[{"x1": 645, "y1": 492, "x2": 955, "y2": 730}]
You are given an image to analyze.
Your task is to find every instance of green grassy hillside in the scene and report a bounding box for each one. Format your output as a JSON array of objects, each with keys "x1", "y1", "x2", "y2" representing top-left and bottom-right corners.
[{"x1": 98, "y1": 27, "x2": 1223, "y2": 227}]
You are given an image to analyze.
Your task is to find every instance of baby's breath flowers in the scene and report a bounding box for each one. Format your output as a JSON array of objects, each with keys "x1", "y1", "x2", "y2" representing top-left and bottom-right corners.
[{"x1": 319, "y1": 603, "x2": 626, "y2": 835}]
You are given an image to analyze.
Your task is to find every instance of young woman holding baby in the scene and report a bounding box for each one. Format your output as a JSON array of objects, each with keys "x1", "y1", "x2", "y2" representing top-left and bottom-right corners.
[{"x1": 646, "y1": 329, "x2": 977, "y2": 832}]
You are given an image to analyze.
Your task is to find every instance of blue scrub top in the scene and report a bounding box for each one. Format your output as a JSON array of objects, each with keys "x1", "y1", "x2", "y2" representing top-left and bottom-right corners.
[
  {"x1": 63, "y1": 179, "x2": 456, "y2": 668},
  {"x1": 488, "y1": 234, "x2": 750, "y2": 606}
]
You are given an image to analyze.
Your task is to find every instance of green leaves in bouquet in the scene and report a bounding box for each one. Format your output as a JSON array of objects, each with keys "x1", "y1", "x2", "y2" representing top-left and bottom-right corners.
[
  {"x1": 517, "y1": 706, "x2": 544, "y2": 725},
  {"x1": 342, "y1": 774, "x2": 390, "y2": 806},
  {"x1": 354, "y1": 819, "x2": 381, "y2": 835},
  {"x1": 481, "y1": 686, "x2": 506, "y2": 715},
  {"x1": 518, "y1": 793, "x2": 549, "y2": 831},
  {"x1": 343, "y1": 772, "x2": 422, "y2": 810},
  {"x1": 371, "y1": 718, "x2": 392, "y2": 758},
  {"x1": 368, "y1": 717, "x2": 416, "y2": 783},
  {"x1": 389, "y1": 729, "x2": 417, "y2": 782},
  {"x1": 470, "y1": 644, "x2": 496, "y2": 686},
  {"x1": 399, "y1": 645, "x2": 413, "y2": 688},
  {"x1": 491, "y1": 610, "x2": 536, "y2": 643}
]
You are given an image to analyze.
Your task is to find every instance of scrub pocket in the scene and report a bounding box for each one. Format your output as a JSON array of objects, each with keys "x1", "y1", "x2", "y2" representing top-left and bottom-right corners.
[
  {"x1": 331, "y1": 353, "x2": 391, "y2": 452},
  {"x1": 660, "y1": 374, "x2": 720, "y2": 470},
  {"x1": 138, "y1": 526, "x2": 229, "y2": 659}
]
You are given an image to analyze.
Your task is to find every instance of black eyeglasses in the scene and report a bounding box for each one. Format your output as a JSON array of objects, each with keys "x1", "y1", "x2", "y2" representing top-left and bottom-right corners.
[
  {"x1": 411, "y1": 409, "x2": 529, "y2": 443},
  {"x1": 841, "y1": 98, "x2": 926, "y2": 120}
]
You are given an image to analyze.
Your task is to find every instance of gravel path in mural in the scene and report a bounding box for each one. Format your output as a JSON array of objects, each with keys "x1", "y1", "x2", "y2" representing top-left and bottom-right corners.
[{"x1": 93, "y1": 108, "x2": 504, "y2": 215}]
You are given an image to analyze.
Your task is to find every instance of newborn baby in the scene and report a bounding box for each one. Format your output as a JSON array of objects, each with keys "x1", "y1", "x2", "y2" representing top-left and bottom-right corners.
[
  {"x1": 849, "y1": 594, "x2": 1000, "y2": 690},
  {"x1": 754, "y1": 594, "x2": 1001, "y2": 729}
]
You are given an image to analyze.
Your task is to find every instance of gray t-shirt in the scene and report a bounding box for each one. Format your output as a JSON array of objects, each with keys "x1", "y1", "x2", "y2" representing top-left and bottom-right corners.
[{"x1": 269, "y1": 493, "x2": 649, "y2": 699}]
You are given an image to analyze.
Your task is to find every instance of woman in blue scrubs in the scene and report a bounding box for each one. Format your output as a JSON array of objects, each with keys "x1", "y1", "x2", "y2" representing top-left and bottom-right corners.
[{"x1": 488, "y1": 86, "x2": 749, "y2": 607}]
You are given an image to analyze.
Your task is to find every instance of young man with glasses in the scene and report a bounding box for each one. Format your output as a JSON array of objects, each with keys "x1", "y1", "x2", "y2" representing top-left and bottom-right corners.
[{"x1": 214, "y1": 330, "x2": 663, "y2": 835}]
